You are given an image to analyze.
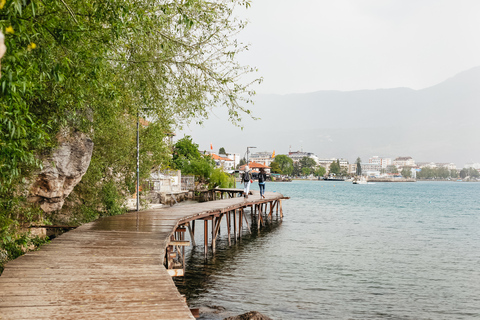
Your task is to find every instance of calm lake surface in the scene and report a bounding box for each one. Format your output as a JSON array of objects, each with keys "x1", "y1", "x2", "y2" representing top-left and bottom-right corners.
[{"x1": 175, "y1": 181, "x2": 480, "y2": 319}]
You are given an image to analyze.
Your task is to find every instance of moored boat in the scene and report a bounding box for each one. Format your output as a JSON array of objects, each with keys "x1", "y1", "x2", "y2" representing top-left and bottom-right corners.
[{"x1": 353, "y1": 176, "x2": 368, "y2": 184}]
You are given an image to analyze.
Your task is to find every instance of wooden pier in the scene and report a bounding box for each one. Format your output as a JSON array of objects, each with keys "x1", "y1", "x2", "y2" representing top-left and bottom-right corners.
[{"x1": 0, "y1": 191, "x2": 287, "y2": 320}]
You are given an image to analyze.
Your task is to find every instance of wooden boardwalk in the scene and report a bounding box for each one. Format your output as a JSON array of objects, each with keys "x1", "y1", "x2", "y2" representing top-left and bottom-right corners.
[{"x1": 0, "y1": 191, "x2": 286, "y2": 320}]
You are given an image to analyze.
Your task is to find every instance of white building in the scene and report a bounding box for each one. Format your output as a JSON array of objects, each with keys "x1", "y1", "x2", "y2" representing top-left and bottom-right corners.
[
  {"x1": 369, "y1": 156, "x2": 392, "y2": 169},
  {"x1": 317, "y1": 157, "x2": 349, "y2": 174},
  {"x1": 288, "y1": 151, "x2": 316, "y2": 164},
  {"x1": 250, "y1": 151, "x2": 275, "y2": 167},
  {"x1": 437, "y1": 163, "x2": 457, "y2": 170},
  {"x1": 210, "y1": 153, "x2": 235, "y2": 171},
  {"x1": 224, "y1": 153, "x2": 241, "y2": 169},
  {"x1": 417, "y1": 162, "x2": 437, "y2": 168},
  {"x1": 464, "y1": 163, "x2": 480, "y2": 170},
  {"x1": 362, "y1": 163, "x2": 382, "y2": 172},
  {"x1": 393, "y1": 156, "x2": 415, "y2": 168}
]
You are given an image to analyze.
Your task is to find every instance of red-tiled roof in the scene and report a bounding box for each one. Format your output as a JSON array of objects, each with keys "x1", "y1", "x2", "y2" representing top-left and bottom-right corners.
[
  {"x1": 239, "y1": 161, "x2": 270, "y2": 170},
  {"x1": 209, "y1": 153, "x2": 232, "y2": 161}
]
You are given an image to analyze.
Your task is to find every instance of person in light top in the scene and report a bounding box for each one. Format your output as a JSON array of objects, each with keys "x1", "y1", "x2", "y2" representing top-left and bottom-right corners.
[{"x1": 242, "y1": 166, "x2": 251, "y2": 199}]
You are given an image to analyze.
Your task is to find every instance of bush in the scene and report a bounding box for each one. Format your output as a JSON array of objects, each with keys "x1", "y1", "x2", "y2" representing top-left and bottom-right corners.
[{"x1": 209, "y1": 169, "x2": 235, "y2": 189}]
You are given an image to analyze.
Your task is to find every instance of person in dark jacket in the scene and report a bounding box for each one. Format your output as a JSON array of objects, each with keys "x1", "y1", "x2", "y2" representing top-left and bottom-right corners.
[{"x1": 258, "y1": 168, "x2": 267, "y2": 199}]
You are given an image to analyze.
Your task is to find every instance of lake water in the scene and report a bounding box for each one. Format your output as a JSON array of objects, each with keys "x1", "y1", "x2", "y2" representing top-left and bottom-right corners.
[{"x1": 175, "y1": 181, "x2": 480, "y2": 319}]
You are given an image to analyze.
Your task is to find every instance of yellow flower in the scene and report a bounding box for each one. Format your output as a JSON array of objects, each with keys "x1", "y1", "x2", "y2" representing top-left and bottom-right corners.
[
  {"x1": 0, "y1": 0, "x2": 6, "y2": 9},
  {"x1": 5, "y1": 26, "x2": 14, "y2": 34},
  {"x1": 27, "y1": 42, "x2": 37, "y2": 51}
]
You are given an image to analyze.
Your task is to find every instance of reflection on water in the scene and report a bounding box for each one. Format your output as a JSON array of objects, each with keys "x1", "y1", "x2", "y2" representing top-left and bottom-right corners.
[
  {"x1": 175, "y1": 181, "x2": 480, "y2": 320},
  {"x1": 175, "y1": 211, "x2": 283, "y2": 299},
  {"x1": 174, "y1": 209, "x2": 283, "y2": 319}
]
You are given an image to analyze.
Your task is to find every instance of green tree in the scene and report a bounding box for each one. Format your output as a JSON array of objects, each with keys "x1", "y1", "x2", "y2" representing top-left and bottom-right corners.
[
  {"x1": 301, "y1": 167, "x2": 311, "y2": 176},
  {"x1": 387, "y1": 165, "x2": 399, "y2": 174},
  {"x1": 292, "y1": 162, "x2": 301, "y2": 177},
  {"x1": 218, "y1": 147, "x2": 226, "y2": 155},
  {"x1": 355, "y1": 157, "x2": 362, "y2": 176},
  {"x1": 270, "y1": 162, "x2": 282, "y2": 174},
  {"x1": 401, "y1": 167, "x2": 412, "y2": 178},
  {"x1": 208, "y1": 168, "x2": 235, "y2": 189},
  {"x1": 329, "y1": 160, "x2": 341, "y2": 175},
  {"x1": 1, "y1": 0, "x2": 259, "y2": 268},
  {"x1": 171, "y1": 136, "x2": 215, "y2": 183},
  {"x1": 237, "y1": 157, "x2": 246, "y2": 169},
  {"x1": 299, "y1": 156, "x2": 316, "y2": 172},
  {"x1": 314, "y1": 166, "x2": 326, "y2": 177},
  {"x1": 272, "y1": 155, "x2": 294, "y2": 175}
]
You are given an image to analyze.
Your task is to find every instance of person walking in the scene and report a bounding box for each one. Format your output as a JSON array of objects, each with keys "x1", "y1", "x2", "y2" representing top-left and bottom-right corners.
[
  {"x1": 258, "y1": 168, "x2": 267, "y2": 199},
  {"x1": 242, "y1": 166, "x2": 251, "y2": 199}
]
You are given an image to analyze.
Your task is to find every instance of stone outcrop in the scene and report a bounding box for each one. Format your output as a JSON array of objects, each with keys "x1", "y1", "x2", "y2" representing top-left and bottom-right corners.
[
  {"x1": 0, "y1": 31, "x2": 5, "y2": 77},
  {"x1": 28, "y1": 130, "x2": 93, "y2": 212},
  {"x1": 223, "y1": 311, "x2": 273, "y2": 320}
]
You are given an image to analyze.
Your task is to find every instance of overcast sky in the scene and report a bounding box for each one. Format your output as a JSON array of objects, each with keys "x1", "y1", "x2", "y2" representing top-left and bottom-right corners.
[
  {"x1": 234, "y1": 0, "x2": 480, "y2": 93},
  {"x1": 179, "y1": 1, "x2": 480, "y2": 164}
]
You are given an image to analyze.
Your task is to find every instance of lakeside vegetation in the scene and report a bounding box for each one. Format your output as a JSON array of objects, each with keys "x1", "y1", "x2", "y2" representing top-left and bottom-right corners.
[
  {"x1": 270, "y1": 155, "x2": 326, "y2": 177},
  {"x1": 0, "y1": 0, "x2": 256, "y2": 271}
]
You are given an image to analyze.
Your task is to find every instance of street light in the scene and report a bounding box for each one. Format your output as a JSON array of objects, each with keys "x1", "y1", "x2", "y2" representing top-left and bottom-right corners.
[
  {"x1": 136, "y1": 108, "x2": 151, "y2": 212},
  {"x1": 137, "y1": 111, "x2": 140, "y2": 211},
  {"x1": 246, "y1": 146, "x2": 256, "y2": 167}
]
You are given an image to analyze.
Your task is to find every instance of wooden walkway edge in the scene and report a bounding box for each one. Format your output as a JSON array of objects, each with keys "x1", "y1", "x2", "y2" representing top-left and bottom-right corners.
[{"x1": 0, "y1": 191, "x2": 287, "y2": 320}]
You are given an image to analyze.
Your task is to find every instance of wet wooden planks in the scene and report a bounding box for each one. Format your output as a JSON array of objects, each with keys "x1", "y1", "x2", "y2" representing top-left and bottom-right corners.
[{"x1": 0, "y1": 191, "x2": 285, "y2": 319}]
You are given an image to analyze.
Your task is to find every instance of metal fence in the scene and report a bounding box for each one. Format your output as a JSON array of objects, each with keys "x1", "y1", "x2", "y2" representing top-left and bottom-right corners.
[{"x1": 181, "y1": 175, "x2": 195, "y2": 191}]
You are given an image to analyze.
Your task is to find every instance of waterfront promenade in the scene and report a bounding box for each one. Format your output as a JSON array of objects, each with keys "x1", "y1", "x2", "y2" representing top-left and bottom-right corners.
[{"x1": 0, "y1": 191, "x2": 286, "y2": 319}]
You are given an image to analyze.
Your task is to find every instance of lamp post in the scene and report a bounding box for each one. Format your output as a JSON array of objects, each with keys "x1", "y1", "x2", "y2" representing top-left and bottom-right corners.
[
  {"x1": 137, "y1": 111, "x2": 140, "y2": 212},
  {"x1": 246, "y1": 146, "x2": 256, "y2": 167}
]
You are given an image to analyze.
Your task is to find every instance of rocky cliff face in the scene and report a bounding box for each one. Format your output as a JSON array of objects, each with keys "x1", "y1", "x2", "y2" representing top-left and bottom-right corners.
[
  {"x1": 28, "y1": 130, "x2": 93, "y2": 212},
  {"x1": 0, "y1": 31, "x2": 5, "y2": 77}
]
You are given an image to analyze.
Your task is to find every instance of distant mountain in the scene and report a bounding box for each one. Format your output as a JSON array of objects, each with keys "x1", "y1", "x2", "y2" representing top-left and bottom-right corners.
[{"x1": 179, "y1": 67, "x2": 480, "y2": 166}]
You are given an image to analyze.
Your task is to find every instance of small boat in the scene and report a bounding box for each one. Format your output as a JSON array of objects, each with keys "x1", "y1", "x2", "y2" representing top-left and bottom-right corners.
[
  {"x1": 353, "y1": 176, "x2": 368, "y2": 184},
  {"x1": 323, "y1": 174, "x2": 345, "y2": 181}
]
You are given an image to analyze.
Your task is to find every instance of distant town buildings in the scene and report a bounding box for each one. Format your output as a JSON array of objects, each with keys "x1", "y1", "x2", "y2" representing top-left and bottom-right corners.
[
  {"x1": 225, "y1": 153, "x2": 241, "y2": 169},
  {"x1": 369, "y1": 156, "x2": 392, "y2": 168},
  {"x1": 417, "y1": 162, "x2": 457, "y2": 170},
  {"x1": 464, "y1": 162, "x2": 480, "y2": 170},
  {"x1": 393, "y1": 156, "x2": 416, "y2": 168},
  {"x1": 250, "y1": 151, "x2": 275, "y2": 167},
  {"x1": 209, "y1": 153, "x2": 235, "y2": 171},
  {"x1": 189, "y1": 139, "x2": 468, "y2": 177},
  {"x1": 288, "y1": 151, "x2": 316, "y2": 164},
  {"x1": 316, "y1": 158, "x2": 349, "y2": 174}
]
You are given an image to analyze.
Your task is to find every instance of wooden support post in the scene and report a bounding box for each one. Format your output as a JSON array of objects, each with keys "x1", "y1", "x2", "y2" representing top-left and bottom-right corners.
[
  {"x1": 280, "y1": 199, "x2": 283, "y2": 219},
  {"x1": 204, "y1": 219, "x2": 208, "y2": 256},
  {"x1": 211, "y1": 217, "x2": 215, "y2": 253},
  {"x1": 233, "y1": 209, "x2": 237, "y2": 241},
  {"x1": 257, "y1": 205, "x2": 261, "y2": 230},
  {"x1": 187, "y1": 221, "x2": 196, "y2": 247},
  {"x1": 181, "y1": 229, "x2": 185, "y2": 274},
  {"x1": 251, "y1": 204, "x2": 255, "y2": 226},
  {"x1": 166, "y1": 246, "x2": 173, "y2": 269},
  {"x1": 227, "y1": 211, "x2": 231, "y2": 246},
  {"x1": 214, "y1": 214, "x2": 223, "y2": 241},
  {"x1": 239, "y1": 207, "x2": 243, "y2": 238}
]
